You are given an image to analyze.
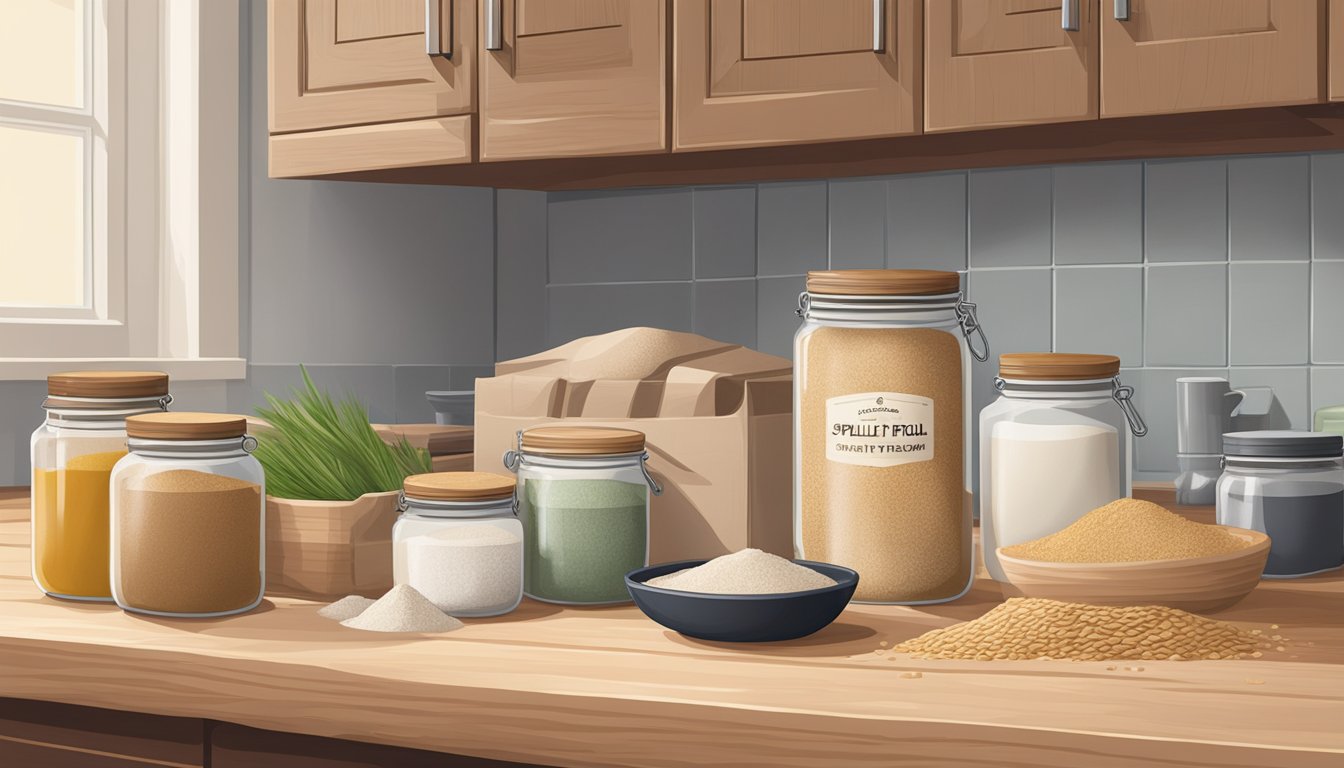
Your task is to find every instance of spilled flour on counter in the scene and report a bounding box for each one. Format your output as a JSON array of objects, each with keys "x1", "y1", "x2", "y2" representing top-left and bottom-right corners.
[
  {"x1": 646, "y1": 549, "x2": 837, "y2": 594},
  {"x1": 340, "y1": 584, "x2": 464, "y2": 633},
  {"x1": 318, "y1": 595, "x2": 376, "y2": 622}
]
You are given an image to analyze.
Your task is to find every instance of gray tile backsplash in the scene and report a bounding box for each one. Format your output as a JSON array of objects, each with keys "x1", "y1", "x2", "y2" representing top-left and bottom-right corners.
[
  {"x1": 1054, "y1": 163, "x2": 1142, "y2": 265},
  {"x1": 1145, "y1": 159, "x2": 1227, "y2": 263},
  {"x1": 887, "y1": 172, "x2": 967, "y2": 270},
  {"x1": 968, "y1": 167, "x2": 1052, "y2": 268},
  {"x1": 1229, "y1": 262, "x2": 1309, "y2": 365},
  {"x1": 1145, "y1": 264, "x2": 1227, "y2": 366},
  {"x1": 1228, "y1": 155, "x2": 1310, "y2": 261},
  {"x1": 1054, "y1": 267, "x2": 1143, "y2": 366},
  {"x1": 757, "y1": 181, "x2": 828, "y2": 276},
  {"x1": 489, "y1": 150, "x2": 1343, "y2": 480}
]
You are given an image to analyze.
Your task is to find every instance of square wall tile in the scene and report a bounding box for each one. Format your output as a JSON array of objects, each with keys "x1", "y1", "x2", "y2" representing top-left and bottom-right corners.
[
  {"x1": 546, "y1": 283, "x2": 694, "y2": 347},
  {"x1": 548, "y1": 189, "x2": 692, "y2": 284},
  {"x1": 1053, "y1": 267, "x2": 1143, "y2": 365},
  {"x1": 1229, "y1": 367, "x2": 1309, "y2": 431},
  {"x1": 828, "y1": 179, "x2": 886, "y2": 269},
  {"x1": 231, "y1": 365, "x2": 398, "y2": 424},
  {"x1": 168, "y1": 381, "x2": 231, "y2": 414},
  {"x1": 1313, "y1": 153, "x2": 1344, "y2": 260},
  {"x1": 758, "y1": 181, "x2": 828, "y2": 276},
  {"x1": 968, "y1": 168, "x2": 1052, "y2": 268},
  {"x1": 0, "y1": 380, "x2": 47, "y2": 486},
  {"x1": 694, "y1": 186, "x2": 757, "y2": 279},
  {"x1": 496, "y1": 188, "x2": 548, "y2": 360},
  {"x1": 757, "y1": 276, "x2": 806, "y2": 358},
  {"x1": 1053, "y1": 163, "x2": 1142, "y2": 264},
  {"x1": 1145, "y1": 159, "x2": 1227, "y2": 263},
  {"x1": 1229, "y1": 262, "x2": 1309, "y2": 365},
  {"x1": 887, "y1": 172, "x2": 967, "y2": 270},
  {"x1": 1313, "y1": 261, "x2": 1344, "y2": 363},
  {"x1": 1228, "y1": 155, "x2": 1309, "y2": 261},
  {"x1": 1134, "y1": 368, "x2": 1228, "y2": 474},
  {"x1": 1310, "y1": 367, "x2": 1344, "y2": 422},
  {"x1": 695, "y1": 279, "x2": 757, "y2": 348},
  {"x1": 1145, "y1": 264, "x2": 1228, "y2": 366}
]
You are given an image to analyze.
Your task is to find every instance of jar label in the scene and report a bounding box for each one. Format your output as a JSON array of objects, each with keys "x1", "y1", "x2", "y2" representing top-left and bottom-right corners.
[{"x1": 825, "y1": 392, "x2": 934, "y2": 468}]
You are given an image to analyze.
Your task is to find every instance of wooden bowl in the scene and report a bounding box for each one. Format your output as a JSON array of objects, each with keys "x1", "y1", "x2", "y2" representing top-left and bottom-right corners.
[{"x1": 996, "y1": 526, "x2": 1270, "y2": 613}]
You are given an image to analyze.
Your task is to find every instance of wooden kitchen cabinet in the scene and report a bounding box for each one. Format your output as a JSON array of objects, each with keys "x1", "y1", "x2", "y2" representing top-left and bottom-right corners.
[
  {"x1": 1101, "y1": 0, "x2": 1323, "y2": 117},
  {"x1": 924, "y1": 0, "x2": 1098, "y2": 132},
  {"x1": 478, "y1": 0, "x2": 666, "y2": 161},
  {"x1": 1332, "y1": 0, "x2": 1343, "y2": 101},
  {"x1": 0, "y1": 698, "x2": 205, "y2": 767},
  {"x1": 268, "y1": 0, "x2": 476, "y2": 176},
  {"x1": 673, "y1": 0, "x2": 921, "y2": 151}
]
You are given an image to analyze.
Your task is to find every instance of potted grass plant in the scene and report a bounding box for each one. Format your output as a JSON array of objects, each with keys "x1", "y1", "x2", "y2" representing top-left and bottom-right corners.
[{"x1": 254, "y1": 368, "x2": 431, "y2": 600}]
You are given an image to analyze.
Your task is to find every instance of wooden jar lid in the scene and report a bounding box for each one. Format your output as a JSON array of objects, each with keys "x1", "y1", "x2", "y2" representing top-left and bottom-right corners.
[
  {"x1": 126, "y1": 412, "x2": 247, "y2": 440},
  {"x1": 403, "y1": 472, "x2": 516, "y2": 502},
  {"x1": 520, "y1": 426, "x2": 647, "y2": 456},
  {"x1": 998, "y1": 353, "x2": 1121, "y2": 381},
  {"x1": 806, "y1": 269, "x2": 960, "y2": 296},
  {"x1": 48, "y1": 371, "x2": 169, "y2": 398}
]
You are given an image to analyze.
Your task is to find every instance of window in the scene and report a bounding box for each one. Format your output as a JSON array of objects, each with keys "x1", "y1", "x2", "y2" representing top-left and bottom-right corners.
[{"x1": 0, "y1": 0, "x2": 243, "y2": 379}]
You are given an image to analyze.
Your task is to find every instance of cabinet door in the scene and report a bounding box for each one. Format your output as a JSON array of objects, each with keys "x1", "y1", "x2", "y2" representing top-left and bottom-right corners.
[
  {"x1": 479, "y1": 0, "x2": 665, "y2": 161},
  {"x1": 1101, "y1": 0, "x2": 1322, "y2": 117},
  {"x1": 674, "y1": 1, "x2": 921, "y2": 151},
  {"x1": 1331, "y1": 0, "x2": 1343, "y2": 101},
  {"x1": 269, "y1": 0, "x2": 476, "y2": 134},
  {"x1": 925, "y1": 0, "x2": 1098, "y2": 132}
]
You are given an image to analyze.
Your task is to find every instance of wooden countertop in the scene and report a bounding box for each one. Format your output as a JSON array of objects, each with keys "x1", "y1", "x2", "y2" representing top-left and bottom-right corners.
[{"x1": 0, "y1": 488, "x2": 1341, "y2": 767}]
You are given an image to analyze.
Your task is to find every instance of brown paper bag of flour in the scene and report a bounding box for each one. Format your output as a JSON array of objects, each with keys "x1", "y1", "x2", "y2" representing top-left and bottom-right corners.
[{"x1": 474, "y1": 328, "x2": 794, "y2": 563}]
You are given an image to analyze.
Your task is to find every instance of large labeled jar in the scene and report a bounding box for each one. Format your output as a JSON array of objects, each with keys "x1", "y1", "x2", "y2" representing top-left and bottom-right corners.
[
  {"x1": 795, "y1": 269, "x2": 990, "y2": 604},
  {"x1": 393, "y1": 472, "x2": 523, "y2": 617},
  {"x1": 110, "y1": 413, "x2": 265, "y2": 617},
  {"x1": 979, "y1": 353, "x2": 1147, "y2": 582},
  {"x1": 1217, "y1": 431, "x2": 1344, "y2": 578},
  {"x1": 31, "y1": 371, "x2": 172, "y2": 601},
  {"x1": 504, "y1": 426, "x2": 661, "y2": 605}
]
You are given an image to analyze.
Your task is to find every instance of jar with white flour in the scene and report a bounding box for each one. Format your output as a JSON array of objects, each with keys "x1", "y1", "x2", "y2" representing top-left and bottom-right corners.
[
  {"x1": 392, "y1": 472, "x2": 523, "y2": 617},
  {"x1": 979, "y1": 353, "x2": 1147, "y2": 582}
]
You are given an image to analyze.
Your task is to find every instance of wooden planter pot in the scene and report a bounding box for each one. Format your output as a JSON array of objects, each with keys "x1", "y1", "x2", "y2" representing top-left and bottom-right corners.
[{"x1": 264, "y1": 491, "x2": 400, "y2": 600}]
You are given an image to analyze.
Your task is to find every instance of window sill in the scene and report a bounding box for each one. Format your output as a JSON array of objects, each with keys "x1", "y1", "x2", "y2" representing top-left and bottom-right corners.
[{"x1": 0, "y1": 358, "x2": 246, "y2": 382}]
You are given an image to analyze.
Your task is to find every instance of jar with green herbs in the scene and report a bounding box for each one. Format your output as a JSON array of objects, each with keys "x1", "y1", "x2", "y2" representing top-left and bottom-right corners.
[{"x1": 504, "y1": 426, "x2": 661, "y2": 605}]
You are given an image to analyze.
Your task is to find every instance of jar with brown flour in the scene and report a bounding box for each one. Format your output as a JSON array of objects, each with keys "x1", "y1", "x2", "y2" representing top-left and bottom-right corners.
[
  {"x1": 794, "y1": 270, "x2": 989, "y2": 604},
  {"x1": 110, "y1": 413, "x2": 265, "y2": 617}
]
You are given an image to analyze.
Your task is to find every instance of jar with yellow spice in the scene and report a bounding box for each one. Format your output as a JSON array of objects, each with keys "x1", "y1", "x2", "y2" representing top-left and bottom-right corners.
[{"x1": 30, "y1": 372, "x2": 171, "y2": 601}]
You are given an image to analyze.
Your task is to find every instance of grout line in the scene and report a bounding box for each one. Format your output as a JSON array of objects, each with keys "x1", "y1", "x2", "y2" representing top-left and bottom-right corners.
[{"x1": 1224, "y1": 160, "x2": 1232, "y2": 367}]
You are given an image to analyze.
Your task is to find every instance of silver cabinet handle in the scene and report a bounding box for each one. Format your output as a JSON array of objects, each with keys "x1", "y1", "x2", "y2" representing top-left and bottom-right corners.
[
  {"x1": 1114, "y1": 0, "x2": 1130, "y2": 20},
  {"x1": 872, "y1": 0, "x2": 884, "y2": 52},
  {"x1": 425, "y1": 0, "x2": 450, "y2": 57},
  {"x1": 1061, "y1": 0, "x2": 1078, "y2": 30},
  {"x1": 486, "y1": 0, "x2": 503, "y2": 51}
]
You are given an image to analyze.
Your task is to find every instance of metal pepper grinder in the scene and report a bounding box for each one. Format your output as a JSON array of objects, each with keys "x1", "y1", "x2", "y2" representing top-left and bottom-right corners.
[{"x1": 1174, "y1": 378, "x2": 1245, "y2": 506}]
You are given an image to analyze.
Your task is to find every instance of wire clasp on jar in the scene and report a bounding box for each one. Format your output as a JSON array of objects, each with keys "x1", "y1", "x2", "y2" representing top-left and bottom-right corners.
[
  {"x1": 954, "y1": 297, "x2": 990, "y2": 362},
  {"x1": 1112, "y1": 380, "x2": 1148, "y2": 437}
]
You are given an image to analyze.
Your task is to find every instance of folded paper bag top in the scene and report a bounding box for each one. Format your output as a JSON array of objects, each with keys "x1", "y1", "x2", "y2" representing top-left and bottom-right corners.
[{"x1": 474, "y1": 327, "x2": 794, "y2": 563}]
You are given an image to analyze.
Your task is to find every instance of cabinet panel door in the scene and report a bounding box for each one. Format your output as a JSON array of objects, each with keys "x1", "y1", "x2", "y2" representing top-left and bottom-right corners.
[
  {"x1": 479, "y1": 0, "x2": 666, "y2": 161},
  {"x1": 925, "y1": 0, "x2": 1098, "y2": 132},
  {"x1": 269, "y1": 0, "x2": 476, "y2": 134},
  {"x1": 674, "y1": 0, "x2": 921, "y2": 150},
  {"x1": 1331, "y1": 0, "x2": 1343, "y2": 101},
  {"x1": 1101, "y1": 0, "x2": 1322, "y2": 117}
]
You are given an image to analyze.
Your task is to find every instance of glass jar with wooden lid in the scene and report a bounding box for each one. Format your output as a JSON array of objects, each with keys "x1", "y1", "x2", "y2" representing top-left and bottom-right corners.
[
  {"x1": 979, "y1": 353, "x2": 1147, "y2": 582},
  {"x1": 503, "y1": 426, "x2": 662, "y2": 605},
  {"x1": 110, "y1": 413, "x2": 264, "y2": 617},
  {"x1": 794, "y1": 269, "x2": 990, "y2": 604},
  {"x1": 393, "y1": 471, "x2": 523, "y2": 617},
  {"x1": 30, "y1": 371, "x2": 172, "y2": 601}
]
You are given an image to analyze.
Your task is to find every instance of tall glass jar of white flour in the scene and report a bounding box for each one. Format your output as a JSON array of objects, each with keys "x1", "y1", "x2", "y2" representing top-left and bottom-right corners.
[{"x1": 979, "y1": 353, "x2": 1147, "y2": 582}]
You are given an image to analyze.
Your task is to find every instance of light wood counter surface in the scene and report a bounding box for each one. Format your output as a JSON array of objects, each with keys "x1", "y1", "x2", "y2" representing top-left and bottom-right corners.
[{"x1": 1, "y1": 488, "x2": 1341, "y2": 767}]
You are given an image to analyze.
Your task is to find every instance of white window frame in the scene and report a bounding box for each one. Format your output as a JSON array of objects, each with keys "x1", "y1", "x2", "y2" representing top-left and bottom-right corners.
[{"x1": 0, "y1": 0, "x2": 244, "y2": 380}]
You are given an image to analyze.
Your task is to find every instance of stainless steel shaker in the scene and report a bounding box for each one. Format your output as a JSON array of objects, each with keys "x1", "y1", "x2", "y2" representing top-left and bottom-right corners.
[{"x1": 1175, "y1": 377, "x2": 1244, "y2": 505}]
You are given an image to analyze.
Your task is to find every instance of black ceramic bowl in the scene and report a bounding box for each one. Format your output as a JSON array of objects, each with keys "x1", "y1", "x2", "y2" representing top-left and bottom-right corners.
[{"x1": 624, "y1": 559, "x2": 859, "y2": 642}]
